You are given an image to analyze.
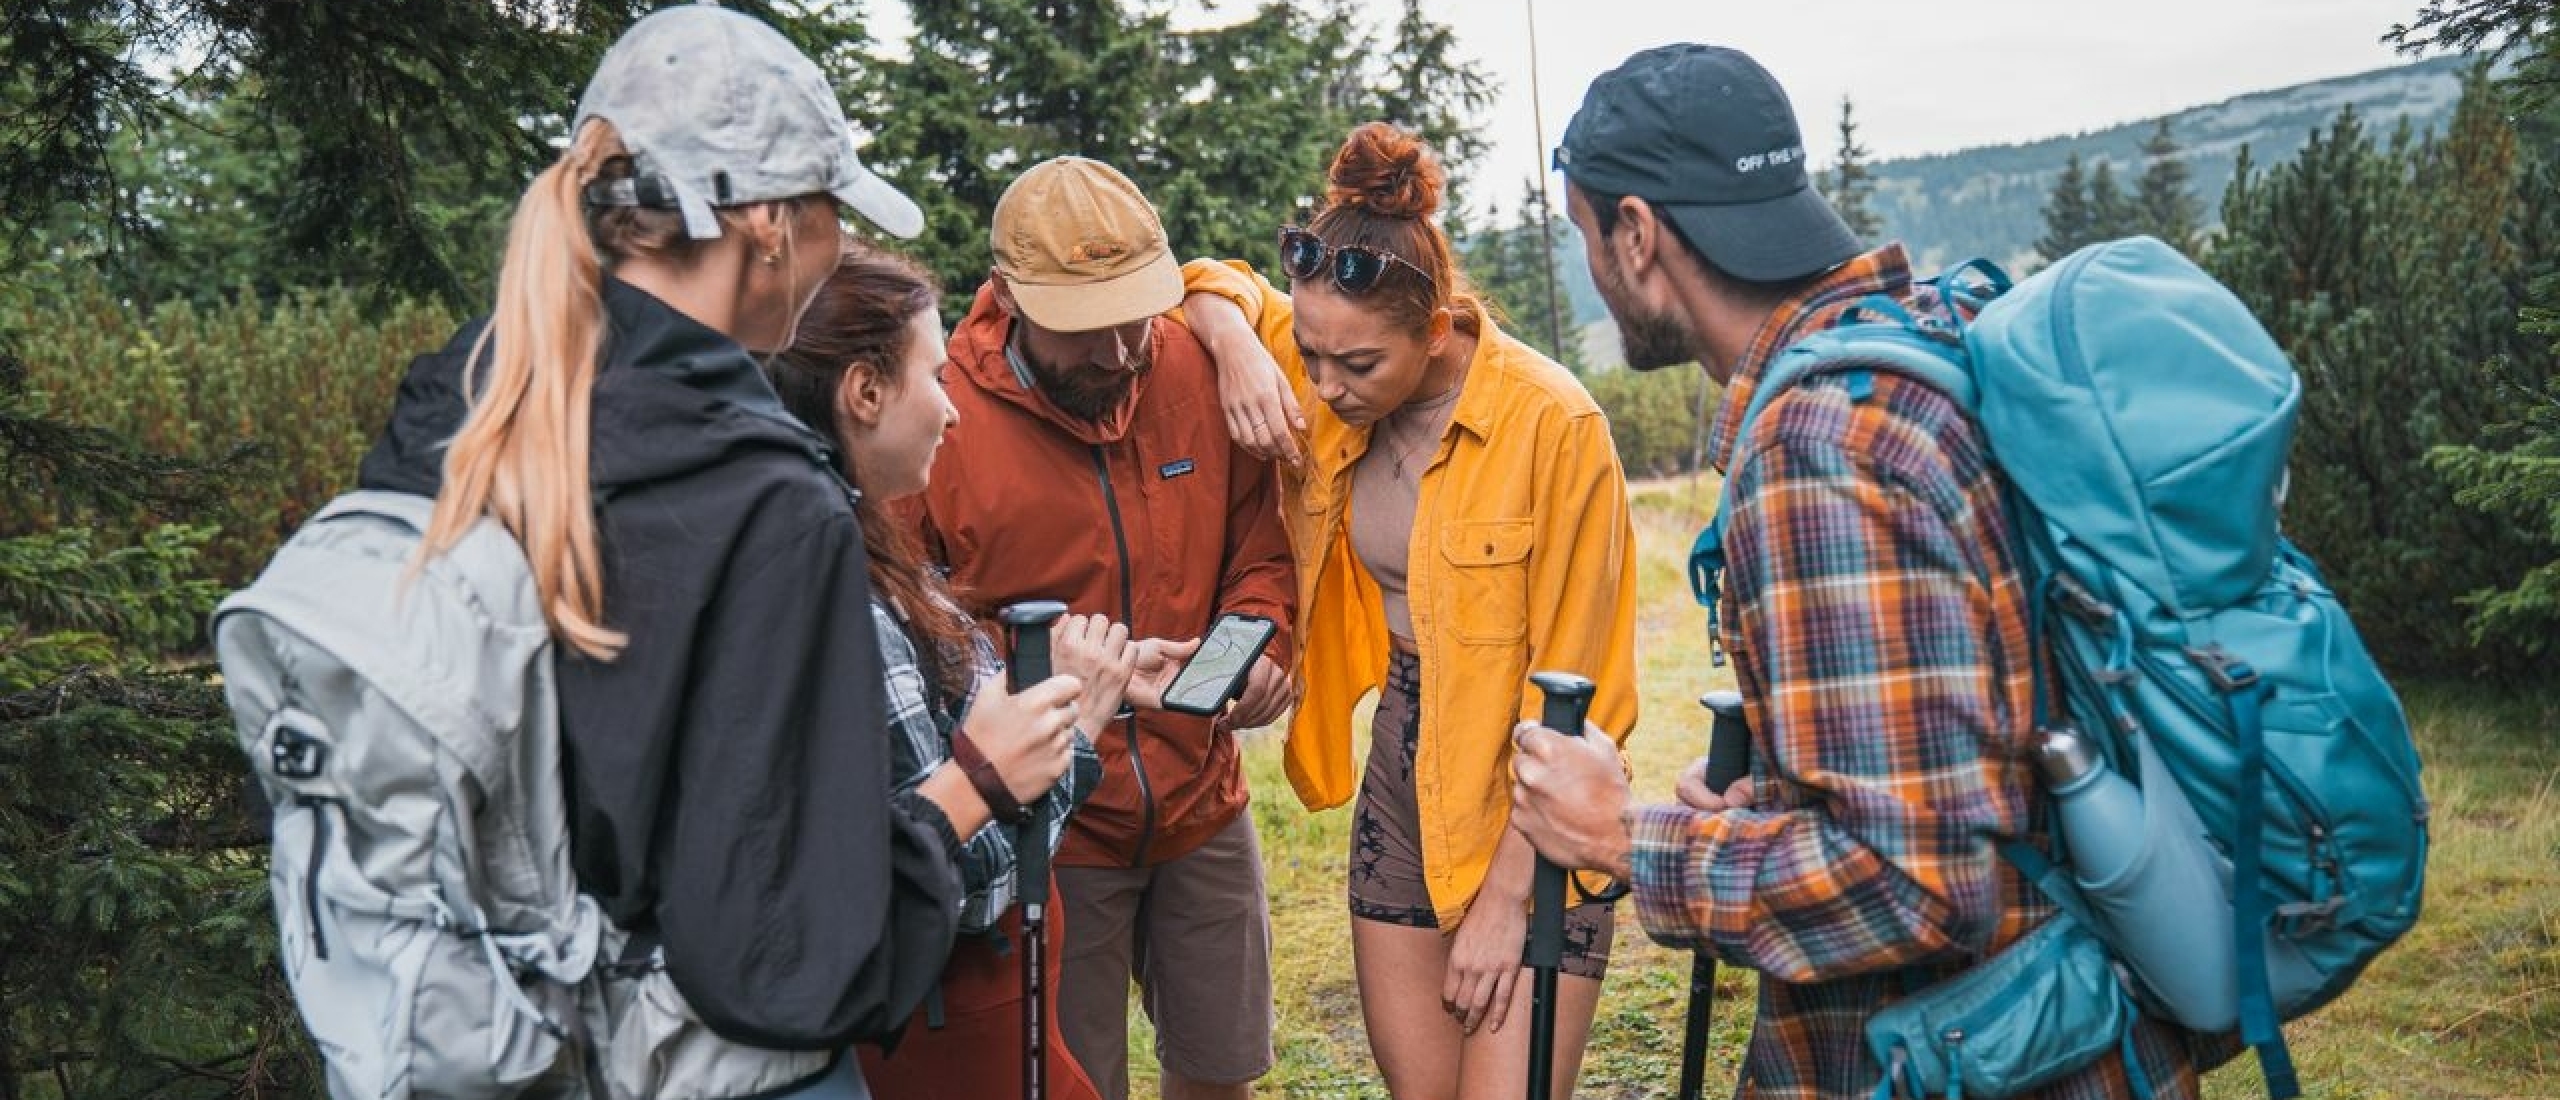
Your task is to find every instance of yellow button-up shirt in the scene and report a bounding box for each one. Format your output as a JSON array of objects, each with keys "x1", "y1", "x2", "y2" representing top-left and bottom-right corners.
[{"x1": 1184, "y1": 259, "x2": 1640, "y2": 924}]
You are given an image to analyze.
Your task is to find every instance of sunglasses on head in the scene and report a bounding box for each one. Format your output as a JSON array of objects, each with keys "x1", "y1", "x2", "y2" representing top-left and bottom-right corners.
[{"x1": 1277, "y1": 226, "x2": 1437, "y2": 296}]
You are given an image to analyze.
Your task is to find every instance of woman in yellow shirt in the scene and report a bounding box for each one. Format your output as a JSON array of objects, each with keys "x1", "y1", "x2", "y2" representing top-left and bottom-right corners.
[{"x1": 1181, "y1": 122, "x2": 1639, "y2": 1099}]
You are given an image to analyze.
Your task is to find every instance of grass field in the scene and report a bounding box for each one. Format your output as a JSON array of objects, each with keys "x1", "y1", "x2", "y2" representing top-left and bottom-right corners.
[{"x1": 1121, "y1": 480, "x2": 2560, "y2": 1100}]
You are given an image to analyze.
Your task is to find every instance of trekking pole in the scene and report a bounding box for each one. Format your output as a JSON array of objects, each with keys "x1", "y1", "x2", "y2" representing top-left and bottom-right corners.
[
  {"x1": 1525, "y1": 671, "x2": 1596, "y2": 1100},
  {"x1": 1677, "y1": 691, "x2": 1754, "y2": 1100},
  {"x1": 999, "y1": 600, "x2": 1069, "y2": 1100}
]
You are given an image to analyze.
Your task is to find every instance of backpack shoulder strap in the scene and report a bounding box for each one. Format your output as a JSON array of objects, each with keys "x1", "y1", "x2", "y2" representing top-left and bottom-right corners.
[
  {"x1": 216, "y1": 491, "x2": 547, "y2": 782},
  {"x1": 1688, "y1": 317, "x2": 1978, "y2": 660}
]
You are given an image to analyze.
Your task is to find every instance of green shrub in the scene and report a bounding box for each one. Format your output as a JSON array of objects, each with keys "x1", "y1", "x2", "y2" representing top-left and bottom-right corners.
[
  {"x1": 0, "y1": 261, "x2": 453, "y2": 584},
  {"x1": 2428, "y1": 276, "x2": 2560, "y2": 658},
  {"x1": 1, "y1": 353, "x2": 314, "y2": 1100},
  {"x1": 1587, "y1": 366, "x2": 1717, "y2": 480},
  {"x1": 2211, "y1": 72, "x2": 2560, "y2": 680}
]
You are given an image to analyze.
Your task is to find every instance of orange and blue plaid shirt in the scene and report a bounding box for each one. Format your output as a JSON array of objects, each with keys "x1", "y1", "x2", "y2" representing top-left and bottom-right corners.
[{"x1": 1628, "y1": 246, "x2": 2218, "y2": 1099}]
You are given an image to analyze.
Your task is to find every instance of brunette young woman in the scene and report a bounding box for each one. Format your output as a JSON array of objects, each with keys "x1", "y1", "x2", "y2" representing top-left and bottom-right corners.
[
  {"x1": 771, "y1": 248, "x2": 1207, "y2": 1100},
  {"x1": 1179, "y1": 123, "x2": 1641, "y2": 1099}
]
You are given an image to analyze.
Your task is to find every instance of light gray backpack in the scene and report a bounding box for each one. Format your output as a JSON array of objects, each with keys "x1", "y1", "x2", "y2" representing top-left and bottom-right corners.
[
  {"x1": 214, "y1": 490, "x2": 601, "y2": 1099},
  {"x1": 218, "y1": 490, "x2": 839, "y2": 1100}
]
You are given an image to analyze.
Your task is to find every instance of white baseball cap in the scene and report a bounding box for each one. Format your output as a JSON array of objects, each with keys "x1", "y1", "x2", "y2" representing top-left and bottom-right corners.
[{"x1": 573, "y1": 3, "x2": 923, "y2": 240}]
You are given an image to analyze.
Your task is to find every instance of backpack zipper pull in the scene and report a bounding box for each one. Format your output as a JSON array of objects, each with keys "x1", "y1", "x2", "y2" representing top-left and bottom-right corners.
[{"x1": 298, "y1": 795, "x2": 335, "y2": 960}]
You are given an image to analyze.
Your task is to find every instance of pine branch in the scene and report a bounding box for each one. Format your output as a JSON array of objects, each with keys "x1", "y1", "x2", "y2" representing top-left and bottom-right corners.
[
  {"x1": 0, "y1": 664, "x2": 228, "y2": 725},
  {"x1": 0, "y1": 353, "x2": 255, "y2": 522}
]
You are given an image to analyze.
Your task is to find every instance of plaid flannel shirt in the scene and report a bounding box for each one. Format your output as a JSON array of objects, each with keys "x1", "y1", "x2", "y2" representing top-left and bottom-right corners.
[
  {"x1": 1628, "y1": 246, "x2": 2215, "y2": 1099},
  {"x1": 873, "y1": 595, "x2": 1097, "y2": 932}
]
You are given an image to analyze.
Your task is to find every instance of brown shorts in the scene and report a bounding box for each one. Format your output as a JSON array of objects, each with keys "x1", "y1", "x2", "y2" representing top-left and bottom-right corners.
[
  {"x1": 1054, "y1": 812, "x2": 1274, "y2": 1099},
  {"x1": 1350, "y1": 650, "x2": 1614, "y2": 980}
]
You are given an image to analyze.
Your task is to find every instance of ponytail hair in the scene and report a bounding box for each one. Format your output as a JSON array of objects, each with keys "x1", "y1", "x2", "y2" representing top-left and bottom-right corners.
[
  {"x1": 1305, "y1": 121, "x2": 1478, "y2": 335},
  {"x1": 420, "y1": 119, "x2": 636, "y2": 660}
]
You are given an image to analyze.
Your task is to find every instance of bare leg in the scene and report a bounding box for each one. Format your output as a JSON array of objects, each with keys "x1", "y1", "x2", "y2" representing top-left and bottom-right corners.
[
  {"x1": 1350, "y1": 915, "x2": 1604, "y2": 1100},
  {"x1": 1451, "y1": 972, "x2": 1602, "y2": 1100},
  {"x1": 1353, "y1": 916, "x2": 1467, "y2": 1100}
]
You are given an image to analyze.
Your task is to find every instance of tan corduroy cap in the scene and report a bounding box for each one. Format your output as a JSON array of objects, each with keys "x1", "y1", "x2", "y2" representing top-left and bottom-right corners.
[{"x1": 991, "y1": 157, "x2": 1183, "y2": 333}]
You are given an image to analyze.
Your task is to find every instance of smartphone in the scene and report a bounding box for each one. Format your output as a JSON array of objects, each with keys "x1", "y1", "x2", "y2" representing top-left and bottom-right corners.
[{"x1": 1161, "y1": 613, "x2": 1279, "y2": 717}]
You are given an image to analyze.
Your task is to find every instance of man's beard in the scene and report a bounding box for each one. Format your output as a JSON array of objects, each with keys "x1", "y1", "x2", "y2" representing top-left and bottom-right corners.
[
  {"x1": 1594, "y1": 253, "x2": 1695, "y2": 372},
  {"x1": 1037, "y1": 358, "x2": 1142, "y2": 421}
]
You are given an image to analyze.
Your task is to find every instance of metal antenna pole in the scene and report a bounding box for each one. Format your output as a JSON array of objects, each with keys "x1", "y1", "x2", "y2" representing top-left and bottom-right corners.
[{"x1": 1525, "y1": 0, "x2": 1568, "y2": 363}]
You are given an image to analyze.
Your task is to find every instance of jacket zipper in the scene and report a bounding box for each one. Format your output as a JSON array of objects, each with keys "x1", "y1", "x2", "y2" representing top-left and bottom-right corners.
[{"x1": 1091, "y1": 446, "x2": 1155, "y2": 868}]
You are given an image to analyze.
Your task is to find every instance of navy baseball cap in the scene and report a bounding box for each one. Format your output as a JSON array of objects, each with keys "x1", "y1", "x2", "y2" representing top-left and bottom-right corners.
[{"x1": 1555, "y1": 44, "x2": 1860, "y2": 282}]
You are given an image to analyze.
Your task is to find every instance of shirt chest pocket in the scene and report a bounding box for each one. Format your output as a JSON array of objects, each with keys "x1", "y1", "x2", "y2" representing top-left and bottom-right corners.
[{"x1": 1437, "y1": 519, "x2": 1532, "y2": 645}]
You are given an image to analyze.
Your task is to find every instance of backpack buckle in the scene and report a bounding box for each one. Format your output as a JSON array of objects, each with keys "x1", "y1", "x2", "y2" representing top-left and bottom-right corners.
[
  {"x1": 2049, "y1": 573, "x2": 2116, "y2": 626},
  {"x1": 266, "y1": 712, "x2": 330, "y2": 781},
  {"x1": 1909, "y1": 314, "x2": 1964, "y2": 346},
  {"x1": 2273, "y1": 897, "x2": 2343, "y2": 937},
  {"x1": 2187, "y1": 646, "x2": 2261, "y2": 692}
]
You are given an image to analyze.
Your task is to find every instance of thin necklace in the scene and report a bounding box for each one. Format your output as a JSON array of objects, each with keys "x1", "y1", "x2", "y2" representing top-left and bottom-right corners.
[{"x1": 1381, "y1": 387, "x2": 1454, "y2": 483}]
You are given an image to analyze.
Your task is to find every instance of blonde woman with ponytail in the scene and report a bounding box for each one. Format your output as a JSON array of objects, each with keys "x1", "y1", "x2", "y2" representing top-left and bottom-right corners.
[
  {"x1": 1178, "y1": 123, "x2": 1640, "y2": 1099},
  {"x1": 357, "y1": 8, "x2": 1086, "y2": 1099}
]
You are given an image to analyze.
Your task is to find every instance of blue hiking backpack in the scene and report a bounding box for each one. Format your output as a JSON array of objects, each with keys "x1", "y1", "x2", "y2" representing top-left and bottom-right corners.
[{"x1": 1689, "y1": 237, "x2": 2429, "y2": 1098}]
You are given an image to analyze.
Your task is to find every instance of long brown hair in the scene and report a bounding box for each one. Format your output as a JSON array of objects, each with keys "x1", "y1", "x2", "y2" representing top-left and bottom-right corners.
[
  {"x1": 769, "y1": 248, "x2": 975, "y2": 700},
  {"x1": 1304, "y1": 121, "x2": 1482, "y2": 336}
]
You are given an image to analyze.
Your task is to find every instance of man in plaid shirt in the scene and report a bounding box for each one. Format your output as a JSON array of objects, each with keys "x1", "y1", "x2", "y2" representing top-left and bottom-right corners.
[{"x1": 1509, "y1": 45, "x2": 2223, "y2": 1099}]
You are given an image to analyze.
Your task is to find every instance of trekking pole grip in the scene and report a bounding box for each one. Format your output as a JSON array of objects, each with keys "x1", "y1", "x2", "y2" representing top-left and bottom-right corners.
[
  {"x1": 996, "y1": 601, "x2": 1068, "y2": 906},
  {"x1": 1525, "y1": 670, "x2": 1595, "y2": 1100},
  {"x1": 1700, "y1": 690, "x2": 1752, "y2": 793},
  {"x1": 1000, "y1": 601, "x2": 1069, "y2": 692},
  {"x1": 1526, "y1": 670, "x2": 1597, "y2": 967}
]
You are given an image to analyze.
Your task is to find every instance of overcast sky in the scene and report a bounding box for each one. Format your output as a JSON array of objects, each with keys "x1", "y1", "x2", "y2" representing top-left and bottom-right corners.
[{"x1": 872, "y1": 0, "x2": 2439, "y2": 220}]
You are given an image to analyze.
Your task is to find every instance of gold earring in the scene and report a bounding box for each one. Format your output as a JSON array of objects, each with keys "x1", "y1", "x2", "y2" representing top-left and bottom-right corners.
[{"x1": 763, "y1": 252, "x2": 781, "y2": 267}]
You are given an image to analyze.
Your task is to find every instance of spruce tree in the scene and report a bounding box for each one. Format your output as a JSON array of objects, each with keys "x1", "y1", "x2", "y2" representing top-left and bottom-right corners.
[
  {"x1": 1372, "y1": 0, "x2": 1498, "y2": 215},
  {"x1": 1148, "y1": 0, "x2": 1369, "y2": 272},
  {"x1": 1, "y1": 0, "x2": 862, "y2": 309},
  {"x1": 2428, "y1": 286, "x2": 2560, "y2": 657},
  {"x1": 2132, "y1": 118, "x2": 2204, "y2": 254},
  {"x1": 864, "y1": 0, "x2": 1490, "y2": 318},
  {"x1": 2212, "y1": 78, "x2": 2560, "y2": 679},
  {"x1": 2389, "y1": 0, "x2": 2560, "y2": 106},
  {"x1": 2424, "y1": 66, "x2": 2560, "y2": 661},
  {"x1": 859, "y1": 0, "x2": 1171, "y2": 316},
  {"x1": 1822, "y1": 96, "x2": 1882, "y2": 241},
  {"x1": 2036, "y1": 153, "x2": 2097, "y2": 264},
  {"x1": 1466, "y1": 178, "x2": 1582, "y2": 370},
  {"x1": 0, "y1": 349, "x2": 306, "y2": 1099},
  {"x1": 2086, "y1": 159, "x2": 2136, "y2": 240}
]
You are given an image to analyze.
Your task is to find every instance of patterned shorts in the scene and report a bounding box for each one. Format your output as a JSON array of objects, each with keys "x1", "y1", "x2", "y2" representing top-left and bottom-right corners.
[{"x1": 1348, "y1": 650, "x2": 1613, "y2": 980}]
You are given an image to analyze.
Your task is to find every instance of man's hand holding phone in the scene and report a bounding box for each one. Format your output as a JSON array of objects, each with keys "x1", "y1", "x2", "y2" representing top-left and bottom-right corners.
[
  {"x1": 1125, "y1": 636, "x2": 1200, "y2": 711},
  {"x1": 1223, "y1": 655, "x2": 1296, "y2": 729},
  {"x1": 1138, "y1": 613, "x2": 1293, "y2": 727}
]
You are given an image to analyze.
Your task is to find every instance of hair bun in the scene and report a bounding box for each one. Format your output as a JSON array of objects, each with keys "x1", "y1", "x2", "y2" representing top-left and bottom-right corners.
[{"x1": 1324, "y1": 121, "x2": 1444, "y2": 222}]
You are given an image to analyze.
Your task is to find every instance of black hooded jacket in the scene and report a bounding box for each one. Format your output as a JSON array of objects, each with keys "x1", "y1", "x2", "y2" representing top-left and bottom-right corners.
[{"x1": 360, "y1": 278, "x2": 964, "y2": 1050}]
